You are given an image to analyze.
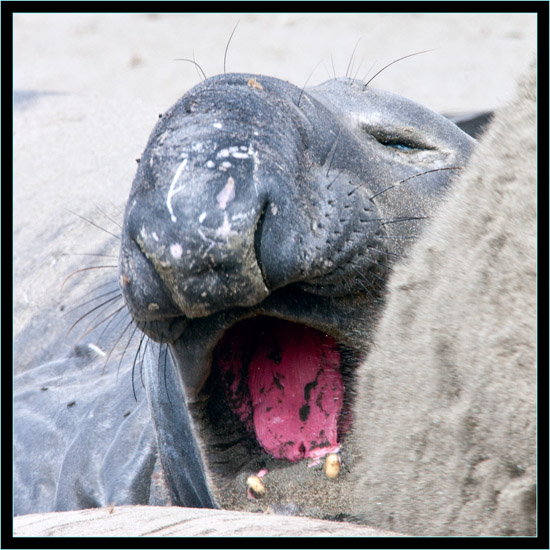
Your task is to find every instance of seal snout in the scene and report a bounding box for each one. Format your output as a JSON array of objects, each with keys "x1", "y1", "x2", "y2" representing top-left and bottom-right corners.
[{"x1": 124, "y1": 173, "x2": 271, "y2": 320}]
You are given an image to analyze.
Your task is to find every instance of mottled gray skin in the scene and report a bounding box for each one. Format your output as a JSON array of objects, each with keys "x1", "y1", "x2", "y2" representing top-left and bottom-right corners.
[
  {"x1": 14, "y1": 73, "x2": 476, "y2": 520},
  {"x1": 353, "y1": 64, "x2": 536, "y2": 535},
  {"x1": 118, "y1": 73, "x2": 475, "y2": 519}
]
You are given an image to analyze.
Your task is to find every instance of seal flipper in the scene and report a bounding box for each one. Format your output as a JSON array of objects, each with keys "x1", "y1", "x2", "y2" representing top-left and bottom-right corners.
[{"x1": 143, "y1": 342, "x2": 217, "y2": 508}]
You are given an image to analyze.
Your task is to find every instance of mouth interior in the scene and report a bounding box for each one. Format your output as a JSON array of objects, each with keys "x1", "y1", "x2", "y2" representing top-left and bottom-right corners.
[{"x1": 213, "y1": 316, "x2": 347, "y2": 462}]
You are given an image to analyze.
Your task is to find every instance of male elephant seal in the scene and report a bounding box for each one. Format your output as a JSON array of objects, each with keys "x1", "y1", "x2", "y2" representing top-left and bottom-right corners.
[
  {"x1": 117, "y1": 72, "x2": 475, "y2": 518},
  {"x1": 14, "y1": 72, "x2": 475, "y2": 521},
  {"x1": 353, "y1": 63, "x2": 537, "y2": 535}
]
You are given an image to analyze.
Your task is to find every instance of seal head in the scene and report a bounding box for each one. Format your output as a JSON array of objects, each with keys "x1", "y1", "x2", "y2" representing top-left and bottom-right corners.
[{"x1": 119, "y1": 73, "x2": 475, "y2": 517}]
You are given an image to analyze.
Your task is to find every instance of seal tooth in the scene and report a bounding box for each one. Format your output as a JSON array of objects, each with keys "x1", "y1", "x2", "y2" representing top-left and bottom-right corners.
[
  {"x1": 323, "y1": 453, "x2": 341, "y2": 479},
  {"x1": 246, "y1": 475, "x2": 266, "y2": 497}
]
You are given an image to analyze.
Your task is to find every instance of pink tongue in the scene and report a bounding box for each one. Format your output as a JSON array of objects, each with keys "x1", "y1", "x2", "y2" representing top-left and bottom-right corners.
[{"x1": 217, "y1": 318, "x2": 343, "y2": 461}]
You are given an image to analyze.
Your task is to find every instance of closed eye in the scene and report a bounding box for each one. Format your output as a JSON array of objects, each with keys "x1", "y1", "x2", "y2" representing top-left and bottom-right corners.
[
  {"x1": 363, "y1": 125, "x2": 434, "y2": 152},
  {"x1": 375, "y1": 137, "x2": 417, "y2": 150}
]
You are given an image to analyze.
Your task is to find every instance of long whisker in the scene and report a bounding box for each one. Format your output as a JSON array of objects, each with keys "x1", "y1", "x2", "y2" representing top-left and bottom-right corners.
[
  {"x1": 61, "y1": 265, "x2": 118, "y2": 290},
  {"x1": 345, "y1": 37, "x2": 362, "y2": 79},
  {"x1": 297, "y1": 60, "x2": 323, "y2": 108},
  {"x1": 93, "y1": 204, "x2": 123, "y2": 230},
  {"x1": 350, "y1": 266, "x2": 377, "y2": 301},
  {"x1": 132, "y1": 332, "x2": 148, "y2": 401},
  {"x1": 224, "y1": 20, "x2": 240, "y2": 74},
  {"x1": 369, "y1": 166, "x2": 461, "y2": 201},
  {"x1": 380, "y1": 215, "x2": 429, "y2": 225},
  {"x1": 64, "y1": 208, "x2": 120, "y2": 240},
  {"x1": 91, "y1": 303, "x2": 126, "y2": 343},
  {"x1": 64, "y1": 287, "x2": 121, "y2": 315},
  {"x1": 61, "y1": 252, "x2": 118, "y2": 259},
  {"x1": 68, "y1": 298, "x2": 125, "y2": 342},
  {"x1": 173, "y1": 58, "x2": 207, "y2": 81},
  {"x1": 66, "y1": 294, "x2": 121, "y2": 336},
  {"x1": 367, "y1": 245, "x2": 404, "y2": 260},
  {"x1": 325, "y1": 128, "x2": 343, "y2": 177},
  {"x1": 102, "y1": 317, "x2": 136, "y2": 375},
  {"x1": 116, "y1": 322, "x2": 140, "y2": 381},
  {"x1": 363, "y1": 50, "x2": 434, "y2": 90}
]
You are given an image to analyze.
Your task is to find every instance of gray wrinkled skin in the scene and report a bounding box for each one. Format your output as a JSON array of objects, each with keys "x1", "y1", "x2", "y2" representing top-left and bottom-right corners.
[
  {"x1": 14, "y1": 73, "x2": 475, "y2": 520},
  {"x1": 353, "y1": 64, "x2": 536, "y2": 535}
]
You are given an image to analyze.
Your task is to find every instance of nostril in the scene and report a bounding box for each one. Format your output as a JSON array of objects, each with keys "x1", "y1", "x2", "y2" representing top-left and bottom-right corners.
[{"x1": 253, "y1": 203, "x2": 270, "y2": 290}]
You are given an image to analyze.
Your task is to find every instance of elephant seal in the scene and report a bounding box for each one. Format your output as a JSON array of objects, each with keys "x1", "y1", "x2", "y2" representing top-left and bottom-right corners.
[
  {"x1": 116, "y1": 72, "x2": 475, "y2": 519},
  {"x1": 14, "y1": 71, "x2": 476, "y2": 520},
  {"x1": 353, "y1": 62, "x2": 536, "y2": 535}
]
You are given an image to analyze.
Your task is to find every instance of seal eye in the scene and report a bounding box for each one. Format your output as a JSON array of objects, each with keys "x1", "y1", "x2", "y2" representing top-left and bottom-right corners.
[
  {"x1": 377, "y1": 138, "x2": 415, "y2": 151},
  {"x1": 370, "y1": 130, "x2": 420, "y2": 151},
  {"x1": 361, "y1": 124, "x2": 430, "y2": 152}
]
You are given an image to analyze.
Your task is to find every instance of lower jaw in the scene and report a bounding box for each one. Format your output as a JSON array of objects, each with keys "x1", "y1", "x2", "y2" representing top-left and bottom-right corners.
[{"x1": 186, "y1": 315, "x2": 359, "y2": 519}]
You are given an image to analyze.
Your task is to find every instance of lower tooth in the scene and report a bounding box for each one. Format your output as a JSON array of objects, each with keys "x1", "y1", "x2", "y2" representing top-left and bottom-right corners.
[
  {"x1": 323, "y1": 453, "x2": 341, "y2": 479},
  {"x1": 247, "y1": 475, "x2": 266, "y2": 497}
]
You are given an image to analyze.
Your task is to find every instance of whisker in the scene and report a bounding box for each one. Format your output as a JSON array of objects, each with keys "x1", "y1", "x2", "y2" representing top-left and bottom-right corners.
[
  {"x1": 351, "y1": 265, "x2": 378, "y2": 290},
  {"x1": 64, "y1": 208, "x2": 121, "y2": 240},
  {"x1": 131, "y1": 332, "x2": 147, "y2": 401},
  {"x1": 158, "y1": 341, "x2": 174, "y2": 408},
  {"x1": 66, "y1": 294, "x2": 121, "y2": 336},
  {"x1": 340, "y1": 274, "x2": 356, "y2": 296},
  {"x1": 72, "y1": 302, "x2": 125, "y2": 343},
  {"x1": 116, "y1": 322, "x2": 140, "y2": 381},
  {"x1": 351, "y1": 267, "x2": 377, "y2": 301},
  {"x1": 192, "y1": 50, "x2": 204, "y2": 81},
  {"x1": 224, "y1": 20, "x2": 240, "y2": 74},
  {"x1": 297, "y1": 60, "x2": 323, "y2": 108},
  {"x1": 352, "y1": 57, "x2": 365, "y2": 82},
  {"x1": 322, "y1": 60, "x2": 333, "y2": 81},
  {"x1": 363, "y1": 50, "x2": 434, "y2": 90},
  {"x1": 95, "y1": 304, "x2": 128, "y2": 344},
  {"x1": 369, "y1": 166, "x2": 461, "y2": 201},
  {"x1": 359, "y1": 59, "x2": 377, "y2": 84},
  {"x1": 367, "y1": 245, "x2": 404, "y2": 260},
  {"x1": 345, "y1": 37, "x2": 362, "y2": 79},
  {"x1": 380, "y1": 215, "x2": 429, "y2": 225},
  {"x1": 64, "y1": 287, "x2": 121, "y2": 315},
  {"x1": 61, "y1": 252, "x2": 118, "y2": 259},
  {"x1": 61, "y1": 265, "x2": 118, "y2": 290},
  {"x1": 93, "y1": 204, "x2": 123, "y2": 230},
  {"x1": 102, "y1": 315, "x2": 135, "y2": 375},
  {"x1": 327, "y1": 168, "x2": 344, "y2": 189},
  {"x1": 325, "y1": 127, "x2": 343, "y2": 177},
  {"x1": 327, "y1": 169, "x2": 345, "y2": 191},
  {"x1": 173, "y1": 58, "x2": 207, "y2": 81}
]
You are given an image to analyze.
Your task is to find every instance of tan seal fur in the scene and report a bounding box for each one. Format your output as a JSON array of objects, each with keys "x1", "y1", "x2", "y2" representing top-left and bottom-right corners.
[{"x1": 353, "y1": 62, "x2": 536, "y2": 536}]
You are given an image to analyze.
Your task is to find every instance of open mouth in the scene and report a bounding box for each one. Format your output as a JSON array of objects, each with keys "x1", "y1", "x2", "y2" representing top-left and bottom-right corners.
[
  {"x1": 171, "y1": 305, "x2": 362, "y2": 515},
  {"x1": 210, "y1": 316, "x2": 353, "y2": 462}
]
